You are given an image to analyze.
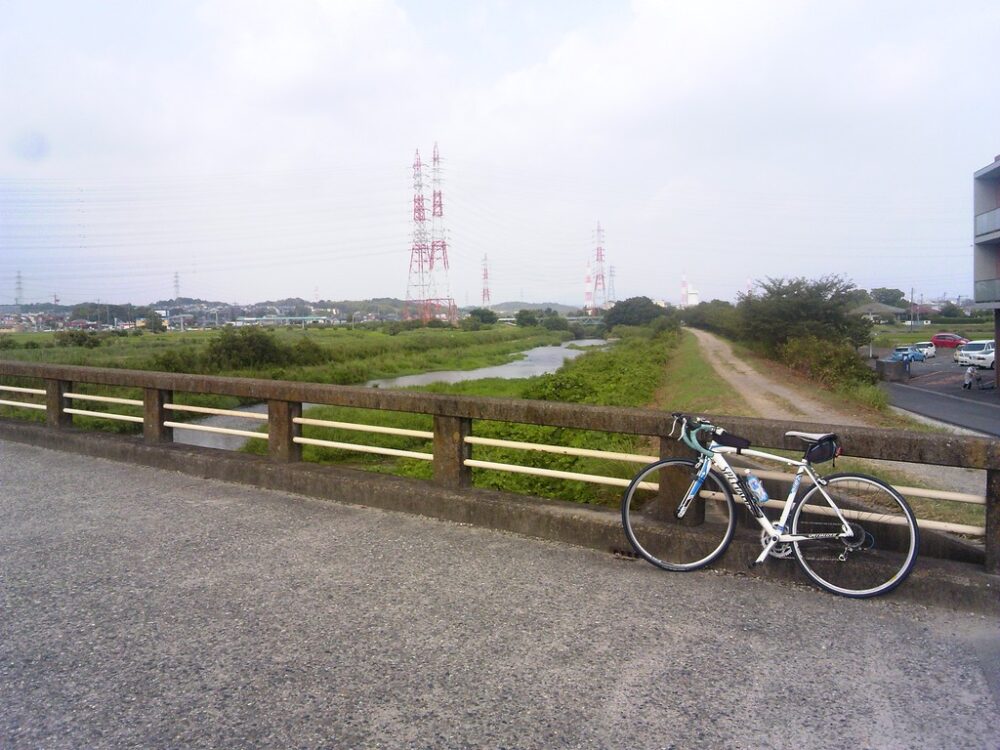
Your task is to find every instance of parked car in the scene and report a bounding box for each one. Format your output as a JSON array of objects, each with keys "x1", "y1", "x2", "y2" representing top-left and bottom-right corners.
[
  {"x1": 891, "y1": 345, "x2": 926, "y2": 362},
  {"x1": 913, "y1": 341, "x2": 936, "y2": 358},
  {"x1": 930, "y1": 333, "x2": 969, "y2": 349},
  {"x1": 959, "y1": 340, "x2": 995, "y2": 369},
  {"x1": 956, "y1": 340, "x2": 994, "y2": 367}
]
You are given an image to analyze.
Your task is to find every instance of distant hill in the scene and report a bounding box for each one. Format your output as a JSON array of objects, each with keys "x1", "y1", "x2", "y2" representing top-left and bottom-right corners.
[
  {"x1": 150, "y1": 297, "x2": 232, "y2": 308},
  {"x1": 487, "y1": 301, "x2": 580, "y2": 315}
]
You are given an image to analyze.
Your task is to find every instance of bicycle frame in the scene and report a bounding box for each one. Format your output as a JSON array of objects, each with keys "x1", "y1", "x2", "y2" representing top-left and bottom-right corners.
[{"x1": 677, "y1": 422, "x2": 855, "y2": 566}]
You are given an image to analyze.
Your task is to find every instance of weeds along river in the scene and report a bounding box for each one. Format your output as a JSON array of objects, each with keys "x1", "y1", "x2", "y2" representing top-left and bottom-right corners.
[{"x1": 174, "y1": 340, "x2": 606, "y2": 451}]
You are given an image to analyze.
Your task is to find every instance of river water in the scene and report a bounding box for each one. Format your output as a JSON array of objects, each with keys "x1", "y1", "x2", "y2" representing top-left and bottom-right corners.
[
  {"x1": 366, "y1": 339, "x2": 605, "y2": 388},
  {"x1": 173, "y1": 339, "x2": 606, "y2": 451}
]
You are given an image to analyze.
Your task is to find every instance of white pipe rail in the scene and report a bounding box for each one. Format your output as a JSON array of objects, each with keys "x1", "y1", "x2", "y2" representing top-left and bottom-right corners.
[
  {"x1": 163, "y1": 421, "x2": 268, "y2": 440},
  {"x1": 65, "y1": 392, "x2": 143, "y2": 406},
  {"x1": 460, "y1": 437, "x2": 987, "y2": 509},
  {"x1": 752, "y1": 467, "x2": 984, "y2": 506},
  {"x1": 294, "y1": 416, "x2": 432, "y2": 439},
  {"x1": 64, "y1": 408, "x2": 144, "y2": 424},
  {"x1": 293, "y1": 436, "x2": 432, "y2": 461},
  {"x1": 0, "y1": 385, "x2": 45, "y2": 395},
  {"x1": 165, "y1": 403, "x2": 268, "y2": 420},
  {"x1": 464, "y1": 459, "x2": 985, "y2": 537},
  {"x1": 0, "y1": 399, "x2": 46, "y2": 411},
  {"x1": 465, "y1": 435, "x2": 656, "y2": 464}
]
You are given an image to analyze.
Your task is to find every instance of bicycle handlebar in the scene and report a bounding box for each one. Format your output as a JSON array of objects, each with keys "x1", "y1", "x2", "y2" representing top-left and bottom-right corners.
[{"x1": 670, "y1": 413, "x2": 717, "y2": 457}]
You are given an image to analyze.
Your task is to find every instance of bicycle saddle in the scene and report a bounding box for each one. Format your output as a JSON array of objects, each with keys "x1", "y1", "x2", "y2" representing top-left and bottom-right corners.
[{"x1": 785, "y1": 430, "x2": 836, "y2": 444}]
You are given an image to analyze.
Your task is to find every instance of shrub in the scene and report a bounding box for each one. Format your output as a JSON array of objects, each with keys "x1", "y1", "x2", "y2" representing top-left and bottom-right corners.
[
  {"x1": 739, "y1": 276, "x2": 872, "y2": 353},
  {"x1": 779, "y1": 336, "x2": 878, "y2": 389},
  {"x1": 204, "y1": 327, "x2": 287, "y2": 370},
  {"x1": 603, "y1": 297, "x2": 669, "y2": 327},
  {"x1": 54, "y1": 330, "x2": 103, "y2": 348}
]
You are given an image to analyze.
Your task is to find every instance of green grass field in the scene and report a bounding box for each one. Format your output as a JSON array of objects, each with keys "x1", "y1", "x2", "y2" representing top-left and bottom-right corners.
[{"x1": 0, "y1": 323, "x2": 984, "y2": 531}]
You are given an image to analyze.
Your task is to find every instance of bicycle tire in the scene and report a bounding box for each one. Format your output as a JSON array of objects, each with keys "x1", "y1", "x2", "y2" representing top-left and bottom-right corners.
[
  {"x1": 790, "y1": 472, "x2": 919, "y2": 598},
  {"x1": 621, "y1": 458, "x2": 736, "y2": 571}
]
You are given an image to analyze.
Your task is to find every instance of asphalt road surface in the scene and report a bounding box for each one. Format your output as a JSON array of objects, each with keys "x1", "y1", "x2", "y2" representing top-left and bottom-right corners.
[
  {"x1": 2, "y1": 441, "x2": 998, "y2": 749},
  {"x1": 885, "y1": 352, "x2": 1000, "y2": 436}
]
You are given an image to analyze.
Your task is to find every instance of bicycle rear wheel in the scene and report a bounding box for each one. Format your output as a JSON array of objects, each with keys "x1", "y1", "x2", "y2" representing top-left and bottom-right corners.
[
  {"x1": 621, "y1": 458, "x2": 736, "y2": 571},
  {"x1": 791, "y1": 473, "x2": 919, "y2": 598}
]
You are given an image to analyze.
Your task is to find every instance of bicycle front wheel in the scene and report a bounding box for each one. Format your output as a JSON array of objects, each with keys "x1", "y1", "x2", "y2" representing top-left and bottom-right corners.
[
  {"x1": 621, "y1": 458, "x2": 736, "y2": 571},
  {"x1": 791, "y1": 473, "x2": 919, "y2": 598}
]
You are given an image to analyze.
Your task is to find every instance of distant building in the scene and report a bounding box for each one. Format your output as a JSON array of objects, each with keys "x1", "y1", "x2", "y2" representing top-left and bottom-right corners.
[
  {"x1": 974, "y1": 155, "x2": 1000, "y2": 306},
  {"x1": 679, "y1": 277, "x2": 700, "y2": 308},
  {"x1": 850, "y1": 302, "x2": 907, "y2": 324},
  {"x1": 973, "y1": 155, "x2": 1000, "y2": 389}
]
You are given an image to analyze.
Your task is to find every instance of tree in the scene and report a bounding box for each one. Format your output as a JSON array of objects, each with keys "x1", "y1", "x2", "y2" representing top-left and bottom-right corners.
[
  {"x1": 145, "y1": 311, "x2": 166, "y2": 333},
  {"x1": 939, "y1": 302, "x2": 963, "y2": 318},
  {"x1": 682, "y1": 300, "x2": 739, "y2": 338},
  {"x1": 603, "y1": 297, "x2": 668, "y2": 327},
  {"x1": 542, "y1": 315, "x2": 570, "y2": 331},
  {"x1": 467, "y1": 308, "x2": 498, "y2": 324},
  {"x1": 739, "y1": 276, "x2": 872, "y2": 352},
  {"x1": 870, "y1": 287, "x2": 908, "y2": 308},
  {"x1": 515, "y1": 309, "x2": 539, "y2": 327}
]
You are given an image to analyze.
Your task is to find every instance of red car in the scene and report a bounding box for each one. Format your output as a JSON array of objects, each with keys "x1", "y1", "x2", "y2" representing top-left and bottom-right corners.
[{"x1": 930, "y1": 333, "x2": 969, "y2": 348}]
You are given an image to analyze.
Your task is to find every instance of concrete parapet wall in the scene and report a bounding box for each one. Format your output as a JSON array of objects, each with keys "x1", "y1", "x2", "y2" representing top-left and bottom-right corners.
[{"x1": 0, "y1": 420, "x2": 995, "y2": 614}]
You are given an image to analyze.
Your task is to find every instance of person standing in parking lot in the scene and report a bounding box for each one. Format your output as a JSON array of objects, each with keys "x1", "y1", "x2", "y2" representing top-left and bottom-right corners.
[{"x1": 963, "y1": 366, "x2": 976, "y2": 390}]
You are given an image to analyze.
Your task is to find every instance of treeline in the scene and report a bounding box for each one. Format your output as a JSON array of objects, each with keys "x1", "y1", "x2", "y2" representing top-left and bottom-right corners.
[{"x1": 69, "y1": 303, "x2": 158, "y2": 323}]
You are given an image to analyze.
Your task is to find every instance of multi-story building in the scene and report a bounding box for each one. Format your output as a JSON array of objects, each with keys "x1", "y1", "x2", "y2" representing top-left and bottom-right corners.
[{"x1": 973, "y1": 155, "x2": 1000, "y2": 386}]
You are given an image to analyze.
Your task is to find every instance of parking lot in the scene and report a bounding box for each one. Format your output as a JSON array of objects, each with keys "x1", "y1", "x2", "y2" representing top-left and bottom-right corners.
[
  {"x1": 903, "y1": 348, "x2": 996, "y2": 393},
  {"x1": 881, "y1": 345, "x2": 1000, "y2": 436}
]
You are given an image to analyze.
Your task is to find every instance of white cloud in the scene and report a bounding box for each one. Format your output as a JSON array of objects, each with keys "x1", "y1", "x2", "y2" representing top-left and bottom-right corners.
[{"x1": 1, "y1": 0, "x2": 998, "y2": 305}]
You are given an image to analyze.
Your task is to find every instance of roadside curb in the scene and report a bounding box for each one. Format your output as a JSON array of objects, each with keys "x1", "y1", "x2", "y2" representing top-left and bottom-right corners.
[{"x1": 1, "y1": 420, "x2": 997, "y2": 615}]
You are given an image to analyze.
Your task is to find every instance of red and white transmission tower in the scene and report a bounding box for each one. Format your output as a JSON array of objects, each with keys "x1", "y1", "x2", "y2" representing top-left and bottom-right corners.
[
  {"x1": 592, "y1": 221, "x2": 608, "y2": 311},
  {"x1": 405, "y1": 144, "x2": 456, "y2": 323},
  {"x1": 481, "y1": 254, "x2": 491, "y2": 307},
  {"x1": 583, "y1": 261, "x2": 594, "y2": 314}
]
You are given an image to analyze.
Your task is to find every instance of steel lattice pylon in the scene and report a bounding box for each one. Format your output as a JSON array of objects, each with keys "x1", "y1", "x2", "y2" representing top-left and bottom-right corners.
[{"x1": 405, "y1": 144, "x2": 456, "y2": 323}]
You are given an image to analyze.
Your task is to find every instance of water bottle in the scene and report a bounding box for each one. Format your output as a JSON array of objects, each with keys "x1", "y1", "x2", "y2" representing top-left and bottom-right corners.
[{"x1": 744, "y1": 470, "x2": 769, "y2": 504}]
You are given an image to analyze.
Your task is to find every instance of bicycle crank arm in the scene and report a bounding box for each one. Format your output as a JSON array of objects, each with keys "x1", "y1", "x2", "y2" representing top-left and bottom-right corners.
[{"x1": 749, "y1": 539, "x2": 778, "y2": 568}]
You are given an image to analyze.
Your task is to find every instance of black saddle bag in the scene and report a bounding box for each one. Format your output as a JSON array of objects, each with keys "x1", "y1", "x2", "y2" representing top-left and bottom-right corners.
[{"x1": 805, "y1": 436, "x2": 840, "y2": 464}]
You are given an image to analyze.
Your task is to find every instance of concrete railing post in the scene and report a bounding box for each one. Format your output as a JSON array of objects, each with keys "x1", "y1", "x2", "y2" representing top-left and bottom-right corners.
[
  {"x1": 143, "y1": 388, "x2": 173, "y2": 444},
  {"x1": 654, "y1": 436, "x2": 704, "y2": 525},
  {"x1": 986, "y1": 469, "x2": 999, "y2": 575},
  {"x1": 434, "y1": 415, "x2": 471, "y2": 488},
  {"x1": 45, "y1": 379, "x2": 72, "y2": 429},
  {"x1": 268, "y1": 400, "x2": 302, "y2": 462}
]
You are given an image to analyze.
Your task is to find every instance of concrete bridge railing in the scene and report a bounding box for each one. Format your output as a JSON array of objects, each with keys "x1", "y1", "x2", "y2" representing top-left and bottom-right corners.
[{"x1": 1, "y1": 361, "x2": 998, "y2": 576}]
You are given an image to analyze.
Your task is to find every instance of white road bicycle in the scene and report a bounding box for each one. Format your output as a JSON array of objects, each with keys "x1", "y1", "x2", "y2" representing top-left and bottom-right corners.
[{"x1": 621, "y1": 413, "x2": 919, "y2": 598}]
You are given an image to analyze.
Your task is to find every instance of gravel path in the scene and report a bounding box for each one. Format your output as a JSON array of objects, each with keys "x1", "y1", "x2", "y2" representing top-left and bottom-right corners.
[{"x1": 686, "y1": 328, "x2": 986, "y2": 496}]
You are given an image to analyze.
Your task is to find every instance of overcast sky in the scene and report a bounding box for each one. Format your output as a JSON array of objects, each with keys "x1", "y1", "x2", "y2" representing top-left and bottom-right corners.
[{"x1": 2, "y1": 0, "x2": 998, "y2": 307}]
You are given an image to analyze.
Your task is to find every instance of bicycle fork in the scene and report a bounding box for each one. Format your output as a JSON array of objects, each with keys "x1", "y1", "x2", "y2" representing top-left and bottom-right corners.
[{"x1": 674, "y1": 458, "x2": 712, "y2": 519}]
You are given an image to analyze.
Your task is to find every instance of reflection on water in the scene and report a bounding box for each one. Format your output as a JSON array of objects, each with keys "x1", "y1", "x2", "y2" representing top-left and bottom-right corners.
[
  {"x1": 173, "y1": 338, "x2": 606, "y2": 451},
  {"x1": 366, "y1": 339, "x2": 606, "y2": 389}
]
